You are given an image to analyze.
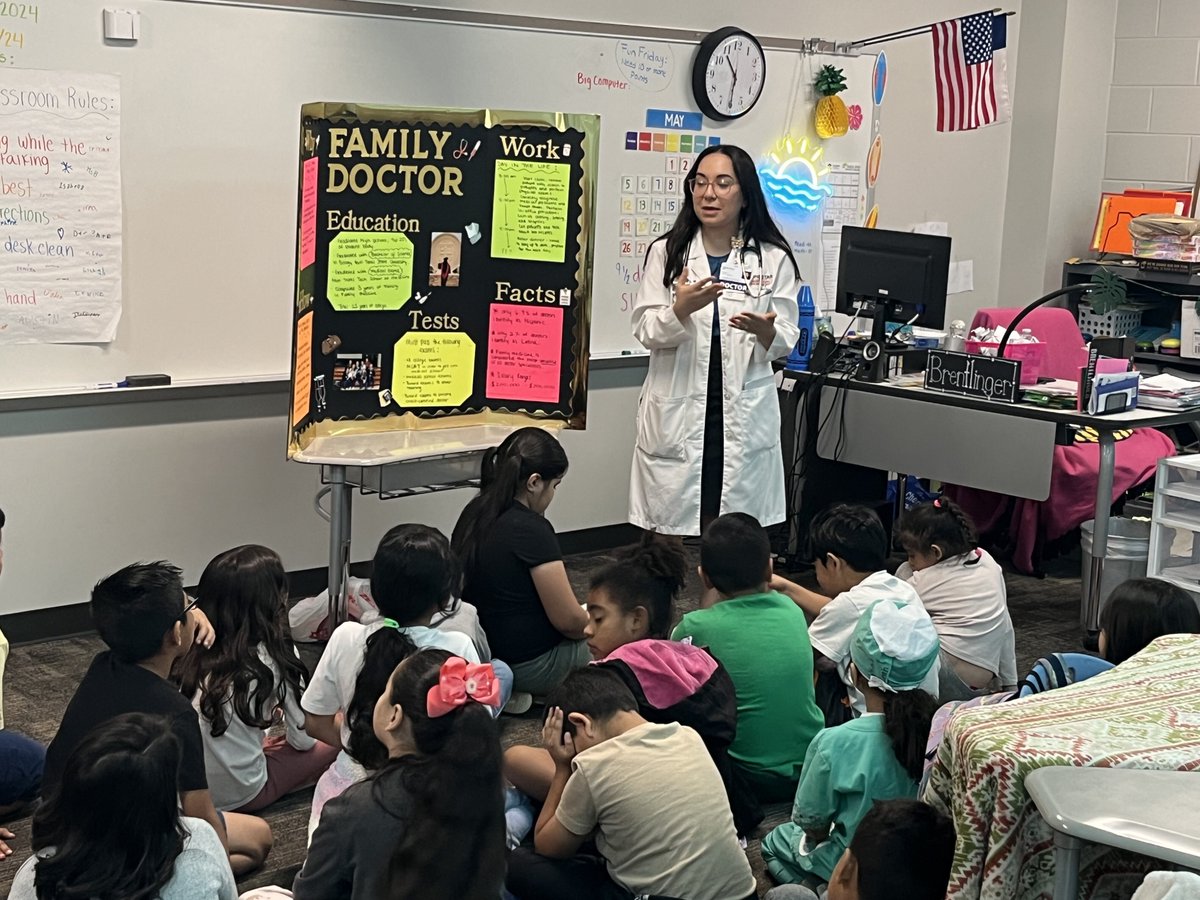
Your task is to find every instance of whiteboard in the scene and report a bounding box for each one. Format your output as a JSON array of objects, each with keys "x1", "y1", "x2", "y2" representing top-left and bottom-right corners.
[{"x1": 2, "y1": 0, "x2": 880, "y2": 390}]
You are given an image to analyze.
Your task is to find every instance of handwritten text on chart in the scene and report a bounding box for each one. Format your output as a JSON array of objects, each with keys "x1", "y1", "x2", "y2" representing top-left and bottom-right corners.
[
  {"x1": 491, "y1": 160, "x2": 570, "y2": 263},
  {"x1": 576, "y1": 72, "x2": 628, "y2": 92},
  {"x1": 0, "y1": 2, "x2": 40, "y2": 66},
  {"x1": 486, "y1": 304, "x2": 563, "y2": 404},
  {"x1": 0, "y1": 70, "x2": 121, "y2": 343},
  {"x1": 613, "y1": 41, "x2": 673, "y2": 92},
  {"x1": 616, "y1": 260, "x2": 643, "y2": 312},
  {"x1": 393, "y1": 331, "x2": 475, "y2": 408},
  {"x1": 327, "y1": 231, "x2": 413, "y2": 311}
]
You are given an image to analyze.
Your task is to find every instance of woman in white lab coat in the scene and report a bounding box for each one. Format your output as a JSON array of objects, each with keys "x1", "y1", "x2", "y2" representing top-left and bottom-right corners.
[{"x1": 630, "y1": 144, "x2": 802, "y2": 536}]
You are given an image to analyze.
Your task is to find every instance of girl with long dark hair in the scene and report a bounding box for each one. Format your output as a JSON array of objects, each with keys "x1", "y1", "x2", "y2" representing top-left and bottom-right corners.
[
  {"x1": 452, "y1": 427, "x2": 588, "y2": 696},
  {"x1": 11, "y1": 713, "x2": 236, "y2": 900},
  {"x1": 177, "y1": 545, "x2": 338, "y2": 813},
  {"x1": 294, "y1": 649, "x2": 506, "y2": 900},
  {"x1": 761, "y1": 599, "x2": 940, "y2": 890},
  {"x1": 630, "y1": 143, "x2": 804, "y2": 536},
  {"x1": 301, "y1": 524, "x2": 484, "y2": 839}
]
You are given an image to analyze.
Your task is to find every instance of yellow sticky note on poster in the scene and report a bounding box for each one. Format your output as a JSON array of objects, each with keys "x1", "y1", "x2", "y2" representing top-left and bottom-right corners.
[
  {"x1": 392, "y1": 331, "x2": 476, "y2": 408},
  {"x1": 327, "y1": 232, "x2": 414, "y2": 311},
  {"x1": 491, "y1": 160, "x2": 571, "y2": 263},
  {"x1": 292, "y1": 311, "x2": 313, "y2": 426}
]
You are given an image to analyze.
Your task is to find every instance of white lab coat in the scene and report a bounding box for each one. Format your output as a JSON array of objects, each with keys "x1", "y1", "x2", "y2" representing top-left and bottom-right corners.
[{"x1": 629, "y1": 234, "x2": 803, "y2": 535}]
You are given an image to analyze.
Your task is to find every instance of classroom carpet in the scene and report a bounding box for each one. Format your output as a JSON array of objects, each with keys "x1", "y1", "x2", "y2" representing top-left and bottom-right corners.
[{"x1": 0, "y1": 546, "x2": 1092, "y2": 898}]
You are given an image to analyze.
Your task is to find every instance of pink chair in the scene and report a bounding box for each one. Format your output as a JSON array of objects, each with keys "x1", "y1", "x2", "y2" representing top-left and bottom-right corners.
[{"x1": 944, "y1": 307, "x2": 1175, "y2": 574}]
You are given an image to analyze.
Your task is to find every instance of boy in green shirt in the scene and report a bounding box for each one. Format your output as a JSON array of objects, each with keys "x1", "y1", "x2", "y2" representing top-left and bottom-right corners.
[{"x1": 671, "y1": 513, "x2": 824, "y2": 802}]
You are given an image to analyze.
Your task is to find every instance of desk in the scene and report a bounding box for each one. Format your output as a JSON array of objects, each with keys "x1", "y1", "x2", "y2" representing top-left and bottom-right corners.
[
  {"x1": 1025, "y1": 768, "x2": 1200, "y2": 900},
  {"x1": 923, "y1": 634, "x2": 1200, "y2": 900},
  {"x1": 779, "y1": 370, "x2": 1200, "y2": 635}
]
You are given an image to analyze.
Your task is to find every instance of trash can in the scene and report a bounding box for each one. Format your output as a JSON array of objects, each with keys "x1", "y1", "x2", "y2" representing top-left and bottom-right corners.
[{"x1": 1081, "y1": 518, "x2": 1151, "y2": 614}]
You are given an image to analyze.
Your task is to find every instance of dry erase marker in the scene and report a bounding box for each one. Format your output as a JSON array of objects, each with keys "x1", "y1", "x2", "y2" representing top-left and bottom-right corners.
[{"x1": 89, "y1": 382, "x2": 123, "y2": 390}]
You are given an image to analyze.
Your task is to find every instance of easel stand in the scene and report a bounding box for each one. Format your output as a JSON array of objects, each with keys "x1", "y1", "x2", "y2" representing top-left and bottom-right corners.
[{"x1": 294, "y1": 424, "x2": 532, "y2": 629}]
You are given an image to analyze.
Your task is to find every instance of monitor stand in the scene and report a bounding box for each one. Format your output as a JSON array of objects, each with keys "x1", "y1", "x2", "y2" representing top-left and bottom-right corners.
[{"x1": 858, "y1": 301, "x2": 891, "y2": 383}]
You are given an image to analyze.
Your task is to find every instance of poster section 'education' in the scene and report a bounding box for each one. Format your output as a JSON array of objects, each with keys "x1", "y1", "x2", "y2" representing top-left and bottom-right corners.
[
  {"x1": 289, "y1": 106, "x2": 596, "y2": 451},
  {"x1": 0, "y1": 69, "x2": 122, "y2": 344}
]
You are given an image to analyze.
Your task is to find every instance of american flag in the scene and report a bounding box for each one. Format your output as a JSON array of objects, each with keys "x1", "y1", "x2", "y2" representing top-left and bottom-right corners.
[{"x1": 932, "y1": 12, "x2": 1011, "y2": 132}]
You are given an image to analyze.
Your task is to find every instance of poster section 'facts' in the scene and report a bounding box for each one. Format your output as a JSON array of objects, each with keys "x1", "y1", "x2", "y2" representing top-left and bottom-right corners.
[{"x1": 289, "y1": 107, "x2": 595, "y2": 445}]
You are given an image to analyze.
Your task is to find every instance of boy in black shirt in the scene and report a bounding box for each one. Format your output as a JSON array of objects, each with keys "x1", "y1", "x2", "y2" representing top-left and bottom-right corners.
[{"x1": 44, "y1": 562, "x2": 272, "y2": 876}]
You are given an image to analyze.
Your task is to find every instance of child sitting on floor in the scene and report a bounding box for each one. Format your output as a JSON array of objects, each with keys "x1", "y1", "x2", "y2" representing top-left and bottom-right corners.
[
  {"x1": 1013, "y1": 577, "x2": 1200, "y2": 698},
  {"x1": 762, "y1": 600, "x2": 940, "y2": 890},
  {"x1": 772, "y1": 503, "x2": 940, "y2": 721},
  {"x1": 896, "y1": 497, "x2": 1017, "y2": 699},
  {"x1": 504, "y1": 536, "x2": 763, "y2": 835},
  {"x1": 294, "y1": 650, "x2": 506, "y2": 900},
  {"x1": 301, "y1": 523, "x2": 490, "y2": 837},
  {"x1": 452, "y1": 427, "x2": 589, "y2": 699},
  {"x1": 0, "y1": 504, "x2": 44, "y2": 858},
  {"x1": 177, "y1": 545, "x2": 338, "y2": 813},
  {"x1": 506, "y1": 666, "x2": 756, "y2": 900},
  {"x1": 670, "y1": 513, "x2": 824, "y2": 802},
  {"x1": 1099, "y1": 577, "x2": 1200, "y2": 665},
  {"x1": 43, "y1": 562, "x2": 271, "y2": 875},
  {"x1": 764, "y1": 799, "x2": 955, "y2": 900},
  {"x1": 11, "y1": 713, "x2": 237, "y2": 900}
]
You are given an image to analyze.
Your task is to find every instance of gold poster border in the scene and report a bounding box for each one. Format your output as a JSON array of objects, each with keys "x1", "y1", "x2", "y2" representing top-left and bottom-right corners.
[{"x1": 288, "y1": 104, "x2": 599, "y2": 459}]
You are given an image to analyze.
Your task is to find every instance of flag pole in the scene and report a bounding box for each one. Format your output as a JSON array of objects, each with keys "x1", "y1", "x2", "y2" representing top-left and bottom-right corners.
[{"x1": 851, "y1": 8, "x2": 1015, "y2": 49}]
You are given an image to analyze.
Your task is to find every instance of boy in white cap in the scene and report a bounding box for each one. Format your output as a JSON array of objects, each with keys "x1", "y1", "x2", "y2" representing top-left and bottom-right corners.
[{"x1": 761, "y1": 599, "x2": 941, "y2": 891}]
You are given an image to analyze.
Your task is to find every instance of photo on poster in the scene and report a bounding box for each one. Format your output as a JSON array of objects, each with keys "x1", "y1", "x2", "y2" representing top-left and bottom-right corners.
[
  {"x1": 334, "y1": 352, "x2": 383, "y2": 391},
  {"x1": 429, "y1": 232, "x2": 463, "y2": 287}
]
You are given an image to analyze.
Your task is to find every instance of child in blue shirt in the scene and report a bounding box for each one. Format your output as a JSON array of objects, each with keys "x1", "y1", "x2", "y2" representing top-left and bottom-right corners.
[{"x1": 762, "y1": 599, "x2": 940, "y2": 889}]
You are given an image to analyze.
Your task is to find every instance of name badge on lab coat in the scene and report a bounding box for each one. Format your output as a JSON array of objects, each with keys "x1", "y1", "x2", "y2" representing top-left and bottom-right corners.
[{"x1": 718, "y1": 260, "x2": 749, "y2": 295}]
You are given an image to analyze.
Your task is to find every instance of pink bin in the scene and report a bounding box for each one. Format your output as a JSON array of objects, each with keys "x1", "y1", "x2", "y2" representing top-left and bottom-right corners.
[{"x1": 964, "y1": 340, "x2": 1046, "y2": 385}]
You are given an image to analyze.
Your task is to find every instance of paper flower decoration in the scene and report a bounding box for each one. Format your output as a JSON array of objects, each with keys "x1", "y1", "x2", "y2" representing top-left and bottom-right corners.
[{"x1": 848, "y1": 104, "x2": 864, "y2": 131}]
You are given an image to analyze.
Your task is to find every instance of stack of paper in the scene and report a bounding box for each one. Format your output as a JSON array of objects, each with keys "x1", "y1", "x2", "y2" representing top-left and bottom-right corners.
[
  {"x1": 1022, "y1": 379, "x2": 1078, "y2": 409},
  {"x1": 1139, "y1": 373, "x2": 1200, "y2": 410}
]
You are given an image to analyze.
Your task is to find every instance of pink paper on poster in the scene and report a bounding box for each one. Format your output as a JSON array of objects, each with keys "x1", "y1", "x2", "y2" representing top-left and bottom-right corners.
[
  {"x1": 300, "y1": 157, "x2": 319, "y2": 270},
  {"x1": 486, "y1": 304, "x2": 563, "y2": 403}
]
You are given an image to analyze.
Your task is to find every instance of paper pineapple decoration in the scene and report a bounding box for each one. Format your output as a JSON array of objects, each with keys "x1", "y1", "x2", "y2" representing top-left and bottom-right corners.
[{"x1": 814, "y1": 65, "x2": 850, "y2": 138}]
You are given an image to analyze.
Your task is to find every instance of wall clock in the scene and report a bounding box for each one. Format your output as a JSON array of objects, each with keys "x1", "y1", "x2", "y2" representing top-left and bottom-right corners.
[{"x1": 692, "y1": 27, "x2": 766, "y2": 121}]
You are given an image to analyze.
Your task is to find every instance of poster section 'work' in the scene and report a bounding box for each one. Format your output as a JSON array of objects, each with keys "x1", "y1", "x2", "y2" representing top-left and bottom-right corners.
[
  {"x1": 288, "y1": 106, "x2": 595, "y2": 449},
  {"x1": 0, "y1": 69, "x2": 122, "y2": 344}
]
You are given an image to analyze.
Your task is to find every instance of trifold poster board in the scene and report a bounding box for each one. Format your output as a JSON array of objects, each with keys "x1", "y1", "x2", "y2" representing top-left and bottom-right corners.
[{"x1": 288, "y1": 105, "x2": 598, "y2": 458}]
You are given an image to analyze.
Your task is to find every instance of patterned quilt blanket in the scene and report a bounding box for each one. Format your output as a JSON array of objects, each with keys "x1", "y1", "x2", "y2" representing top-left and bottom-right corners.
[{"x1": 923, "y1": 635, "x2": 1200, "y2": 900}]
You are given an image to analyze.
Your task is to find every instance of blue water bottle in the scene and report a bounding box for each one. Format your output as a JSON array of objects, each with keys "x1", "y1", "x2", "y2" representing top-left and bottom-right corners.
[{"x1": 788, "y1": 285, "x2": 816, "y2": 370}]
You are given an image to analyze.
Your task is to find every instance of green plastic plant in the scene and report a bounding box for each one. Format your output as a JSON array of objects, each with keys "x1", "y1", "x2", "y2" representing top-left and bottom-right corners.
[{"x1": 1086, "y1": 267, "x2": 1129, "y2": 315}]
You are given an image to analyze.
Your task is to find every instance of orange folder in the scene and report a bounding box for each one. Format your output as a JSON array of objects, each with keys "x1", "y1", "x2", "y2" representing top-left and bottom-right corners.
[{"x1": 1092, "y1": 193, "x2": 1183, "y2": 254}]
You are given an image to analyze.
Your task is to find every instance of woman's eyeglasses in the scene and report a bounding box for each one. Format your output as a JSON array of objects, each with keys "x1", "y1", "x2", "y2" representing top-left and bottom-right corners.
[{"x1": 688, "y1": 175, "x2": 739, "y2": 196}]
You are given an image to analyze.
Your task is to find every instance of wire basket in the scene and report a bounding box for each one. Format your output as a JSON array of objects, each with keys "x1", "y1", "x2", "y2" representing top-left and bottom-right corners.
[{"x1": 1077, "y1": 302, "x2": 1143, "y2": 338}]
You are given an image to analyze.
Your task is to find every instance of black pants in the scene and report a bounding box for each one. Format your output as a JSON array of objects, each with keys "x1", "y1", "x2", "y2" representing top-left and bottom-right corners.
[
  {"x1": 506, "y1": 850, "x2": 633, "y2": 900},
  {"x1": 700, "y1": 307, "x2": 724, "y2": 526},
  {"x1": 505, "y1": 848, "x2": 757, "y2": 900}
]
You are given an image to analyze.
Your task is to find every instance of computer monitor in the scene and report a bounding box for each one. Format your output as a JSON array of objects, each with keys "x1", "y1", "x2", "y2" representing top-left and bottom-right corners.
[{"x1": 835, "y1": 226, "x2": 951, "y2": 332}]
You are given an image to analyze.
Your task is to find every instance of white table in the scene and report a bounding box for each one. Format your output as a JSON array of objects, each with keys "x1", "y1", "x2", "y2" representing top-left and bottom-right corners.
[{"x1": 1025, "y1": 767, "x2": 1200, "y2": 900}]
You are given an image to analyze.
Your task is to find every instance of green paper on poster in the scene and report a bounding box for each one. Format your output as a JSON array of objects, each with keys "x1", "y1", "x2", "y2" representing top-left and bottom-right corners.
[
  {"x1": 491, "y1": 160, "x2": 571, "y2": 263},
  {"x1": 327, "y1": 232, "x2": 414, "y2": 311}
]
